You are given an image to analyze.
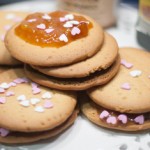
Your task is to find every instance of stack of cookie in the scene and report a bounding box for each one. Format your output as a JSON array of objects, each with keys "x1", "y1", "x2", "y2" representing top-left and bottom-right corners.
[
  {"x1": 81, "y1": 48, "x2": 150, "y2": 131},
  {"x1": 5, "y1": 11, "x2": 120, "y2": 91}
]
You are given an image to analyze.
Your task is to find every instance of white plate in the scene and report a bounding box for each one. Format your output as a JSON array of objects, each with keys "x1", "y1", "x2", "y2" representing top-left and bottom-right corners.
[{"x1": 0, "y1": 1, "x2": 149, "y2": 150}]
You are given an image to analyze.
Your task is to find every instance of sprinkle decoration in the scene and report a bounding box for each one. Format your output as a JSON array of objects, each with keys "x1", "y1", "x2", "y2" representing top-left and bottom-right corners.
[
  {"x1": 0, "y1": 128, "x2": 10, "y2": 137},
  {"x1": 0, "y1": 88, "x2": 5, "y2": 93},
  {"x1": 42, "y1": 92, "x2": 52, "y2": 99},
  {"x1": 130, "y1": 70, "x2": 142, "y2": 77},
  {"x1": 44, "y1": 100, "x2": 53, "y2": 108},
  {"x1": 42, "y1": 14, "x2": 51, "y2": 20},
  {"x1": 59, "y1": 34, "x2": 68, "y2": 43},
  {"x1": 5, "y1": 13, "x2": 15, "y2": 20},
  {"x1": 99, "y1": 110, "x2": 109, "y2": 119},
  {"x1": 121, "y1": 83, "x2": 131, "y2": 90},
  {"x1": 28, "y1": 18, "x2": 37, "y2": 23},
  {"x1": 6, "y1": 91, "x2": 15, "y2": 97},
  {"x1": 45, "y1": 28, "x2": 54, "y2": 34},
  {"x1": 65, "y1": 14, "x2": 74, "y2": 20},
  {"x1": 134, "y1": 115, "x2": 144, "y2": 125},
  {"x1": 121, "y1": 59, "x2": 133, "y2": 69},
  {"x1": 71, "y1": 27, "x2": 81, "y2": 36},
  {"x1": 106, "y1": 116, "x2": 117, "y2": 125},
  {"x1": 35, "y1": 106, "x2": 45, "y2": 113},
  {"x1": 37, "y1": 23, "x2": 46, "y2": 30},
  {"x1": 0, "y1": 97, "x2": 6, "y2": 104},
  {"x1": 20, "y1": 100, "x2": 30, "y2": 107},
  {"x1": 17, "y1": 95, "x2": 26, "y2": 101},
  {"x1": 118, "y1": 114, "x2": 128, "y2": 124}
]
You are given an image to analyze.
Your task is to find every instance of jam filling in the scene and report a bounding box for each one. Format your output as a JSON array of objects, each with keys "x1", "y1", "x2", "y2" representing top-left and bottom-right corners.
[{"x1": 15, "y1": 11, "x2": 93, "y2": 47}]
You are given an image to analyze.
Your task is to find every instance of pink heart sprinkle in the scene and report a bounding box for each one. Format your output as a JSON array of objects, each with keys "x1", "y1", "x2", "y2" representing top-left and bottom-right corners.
[
  {"x1": 21, "y1": 77, "x2": 30, "y2": 83},
  {"x1": 6, "y1": 91, "x2": 15, "y2": 97},
  {"x1": 0, "y1": 88, "x2": 5, "y2": 93},
  {"x1": 106, "y1": 116, "x2": 117, "y2": 125},
  {"x1": 0, "y1": 128, "x2": 10, "y2": 137},
  {"x1": 13, "y1": 77, "x2": 29, "y2": 84},
  {"x1": 99, "y1": 110, "x2": 109, "y2": 119},
  {"x1": 118, "y1": 114, "x2": 128, "y2": 124},
  {"x1": 32, "y1": 87, "x2": 41, "y2": 95},
  {"x1": 31, "y1": 82, "x2": 38, "y2": 88},
  {"x1": 121, "y1": 59, "x2": 133, "y2": 69},
  {"x1": 45, "y1": 28, "x2": 54, "y2": 34},
  {"x1": 0, "y1": 34, "x2": 5, "y2": 41},
  {"x1": 134, "y1": 115, "x2": 144, "y2": 125},
  {"x1": 0, "y1": 97, "x2": 6, "y2": 104},
  {"x1": 8, "y1": 82, "x2": 17, "y2": 87},
  {"x1": 60, "y1": 17, "x2": 67, "y2": 22},
  {"x1": 37, "y1": 23, "x2": 46, "y2": 30},
  {"x1": 121, "y1": 83, "x2": 131, "y2": 90},
  {"x1": 43, "y1": 100, "x2": 53, "y2": 108},
  {"x1": 71, "y1": 27, "x2": 81, "y2": 36}
]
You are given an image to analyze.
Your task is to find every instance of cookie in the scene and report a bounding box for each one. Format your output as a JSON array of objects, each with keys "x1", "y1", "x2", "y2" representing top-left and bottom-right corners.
[
  {"x1": 0, "y1": 69, "x2": 77, "y2": 134},
  {"x1": 0, "y1": 108, "x2": 78, "y2": 144},
  {"x1": 0, "y1": 66, "x2": 10, "y2": 73},
  {"x1": 80, "y1": 93, "x2": 150, "y2": 131},
  {"x1": 88, "y1": 48, "x2": 150, "y2": 113},
  {"x1": 0, "y1": 11, "x2": 28, "y2": 65},
  {"x1": 5, "y1": 11, "x2": 104, "y2": 67},
  {"x1": 32, "y1": 32, "x2": 118, "y2": 78},
  {"x1": 24, "y1": 55, "x2": 120, "y2": 91}
]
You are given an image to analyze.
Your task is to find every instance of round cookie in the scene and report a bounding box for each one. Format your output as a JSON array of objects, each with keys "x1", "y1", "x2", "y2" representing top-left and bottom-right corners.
[
  {"x1": 80, "y1": 93, "x2": 150, "y2": 131},
  {"x1": 0, "y1": 108, "x2": 78, "y2": 144},
  {"x1": 0, "y1": 11, "x2": 28, "y2": 66},
  {"x1": 5, "y1": 11, "x2": 104, "y2": 67},
  {"x1": 88, "y1": 48, "x2": 150, "y2": 113},
  {"x1": 32, "y1": 32, "x2": 118, "y2": 78},
  {"x1": 24, "y1": 55, "x2": 120, "y2": 91},
  {"x1": 0, "y1": 69, "x2": 77, "y2": 132}
]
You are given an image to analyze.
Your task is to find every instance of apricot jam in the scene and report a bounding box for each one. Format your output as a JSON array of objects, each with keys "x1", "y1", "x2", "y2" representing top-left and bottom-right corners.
[{"x1": 15, "y1": 11, "x2": 93, "y2": 47}]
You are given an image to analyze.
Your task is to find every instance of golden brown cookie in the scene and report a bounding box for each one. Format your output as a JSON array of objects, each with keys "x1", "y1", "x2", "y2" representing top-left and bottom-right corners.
[
  {"x1": 0, "y1": 11, "x2": 28, "y2": 65},
  {"x1": 5, "y1": 11, "x2": 104, "y2": 67},
  {"x1": 24, "y1": 55, "x2": 120, "y2": 91},
  {"x1": 32, "y1": 32, "x2": 118, "y2": 78}
]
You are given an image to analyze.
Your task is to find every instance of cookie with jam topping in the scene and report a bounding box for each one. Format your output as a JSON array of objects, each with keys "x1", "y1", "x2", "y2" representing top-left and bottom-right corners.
[
  {"x1": 81, "y1": 48, "x2": 150, "y2": 131},
  {"x1": 5, "y1": 11, "x2": 104, "y2": 67}
]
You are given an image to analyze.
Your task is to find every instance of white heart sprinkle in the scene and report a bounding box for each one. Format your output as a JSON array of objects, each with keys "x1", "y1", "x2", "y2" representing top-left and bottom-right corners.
[
  {"x1": 28, "y1": 19, "x2": 37, "y2": 22},
  {"x1": 71, "y1": 27, "x2": 81, "y2": 36},
  {"x1": 59, "y1": 34, "x2": 68, "y2": 42},
  {"x1": 42, "y1": 92, "x2": 52, "y2": 99},
  {"x1": 130, "y1": 70, "x2": 142, "y2": 77},
  {"x1": 68, "y1": 20, "x2": 79, "y2": 25},
  {"x1": 20, "y1": 100, "x2": 30, "y2": 107},
  {"x1": 65, "y1": 14, "x2": 74, "y2": 20},
  {"x1": 30, "y1": 98, "x2": 40, "y2": 105},
  {"x1": 37, "y1": 23, "x2": 46, "y2": 29},
  {"x1": 45, "y1": 28, "x2": 54, "y2": 34},
  {"x1": 17, "y1": 95, "x2": 26, "y2": 101},
  {"x1": 63, "y1": 22, "x2": 73, "y2": 28},
  {"x1": 42, "y1": 14, "x2": 51, "y2": 20},
  {"x1": 0, "y1": 83, "x2": 9, "y2": 89},
  {"x1": 5, "y1": 13, "x2": 15, "y2": 20},
  {"x1": 35, "y1": 106, "x2": 45, "y2": 113},
  {"x1": 59, "y1": 17, "x2": 67, "y2": 22}
]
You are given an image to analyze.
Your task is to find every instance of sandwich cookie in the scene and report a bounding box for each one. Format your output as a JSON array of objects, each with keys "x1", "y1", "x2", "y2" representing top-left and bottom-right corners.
[
  {"x1": 32, "y1": 32, "x2": 118, "y2": 78},
  {"x1": 0, "y1": 69, "x2": 77, "y2": 143},
  {"x1": 0, "y1": 11, "x2": 28, "y2": 66},
  {"x1": 24, "y1": 55, "x2": 120, "y2": 91},
  {"x1": 81, "y1": 48, "x2": 150, "y2": 131},
  {"x1": 5, "y1": 11, "x2": 104, "y2": 66}
]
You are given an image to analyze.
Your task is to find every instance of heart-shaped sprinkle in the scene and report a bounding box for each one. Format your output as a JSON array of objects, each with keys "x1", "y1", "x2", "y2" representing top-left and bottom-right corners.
[
  {"x1": 0, "y1": 97, "x2": 6, "y2": 104},
  {"x1": 130, "y1": 70, "x2": 142, "y2": 77},
  {"x1": 63, "y1": 22, "x2": 73, "y2": 28},
  {"x1": 31, "y1": 82, "x2": 38, "y2": 88},
  {"x1": 21, "y1": 77, "x2": 30, "y2": 83},
  {"x1": 30, "y1": 98, "x2": 40, "y2": 105},
  {"x1": 5, "y1": 13, "x2": 15, "y2": 20},
  {"x1": 1, "y1": 34, "x2": 5, "y2": 41},
  {"x1": 20, "y1": 100, "x2": 30, "y2": 107},
  {"x1": 65, "y1": 14, "x2": 74, "y2": 20},
  {"x1": 43, "y1": 100, "x2": 53, "y2": 108},
  {"x1": 121, "y1": 83, "x2": 131, "y2": 90},
  {"x1": 106, "y1": 116, "x2": 117, "y2": 125},
  {"x1": 71, "y1": 27, "x2": 81, "y2": 36},
  {"x1": 0, "y1": 82, "x2": 10, "y2": 89},
  {"x1": 28, "y1": 18, "x2": 37, "y2": 22},
  {"x1": 59, "y1": 34, "x2": 68, "y2": 43},
  {"x1": 14, "y1": 78, "x2": 24, "y2": 84},
  {"x1": 17, "y1": 95, "x2": 26, "y2": 101},
  {"x1": 35, "y1": 106, "x2": 45, "y2": 113},
  {"x1": 118, "y1": 114, "x2": 128, "y2": 124},
  {"x1": 42, "y1": 14, "x2": 51, "y2": 20},
  {"x1": 0, "y1": 128, "x2": 10, "y2": 137},
  {"x1": 59, "y1": 17, "x2": 67, "y2": 22},
  {"x1": 0, "y1": 88, "x2": 5, "y2": 93},
  {"x1": 134, "y1": 115, "x2": 144, "y2": 125},
  {"x1": 45, "y1": 28, "x2": 54, "y2": 34},
  {"x1": 6, "y1": 91, "x2": 15, "y2": 97},
  {"x1": 42, "y1": 92, "x2": 52, "y2": 99},
  {"x1": 121, "y1": 59, "x2": 133, "y2": 69},
  {"x1": 37, "y1": 23, "x2": 46, "y2": 30},
  {"x1": 32, "y1": 87, "x2": 41, "y2": 95},
  {"x1": 4, "y1": 25, "x2": 11, "y2": 31},
  {"x1": 68, "y1": 20, "x2": 79, "y2": 25},
  {"x1": 8, "y1": 82, "x2": 17, "y2": 87},
  {"x1": 99, "y1": 110, "x2": 110, "y2": 119}
]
